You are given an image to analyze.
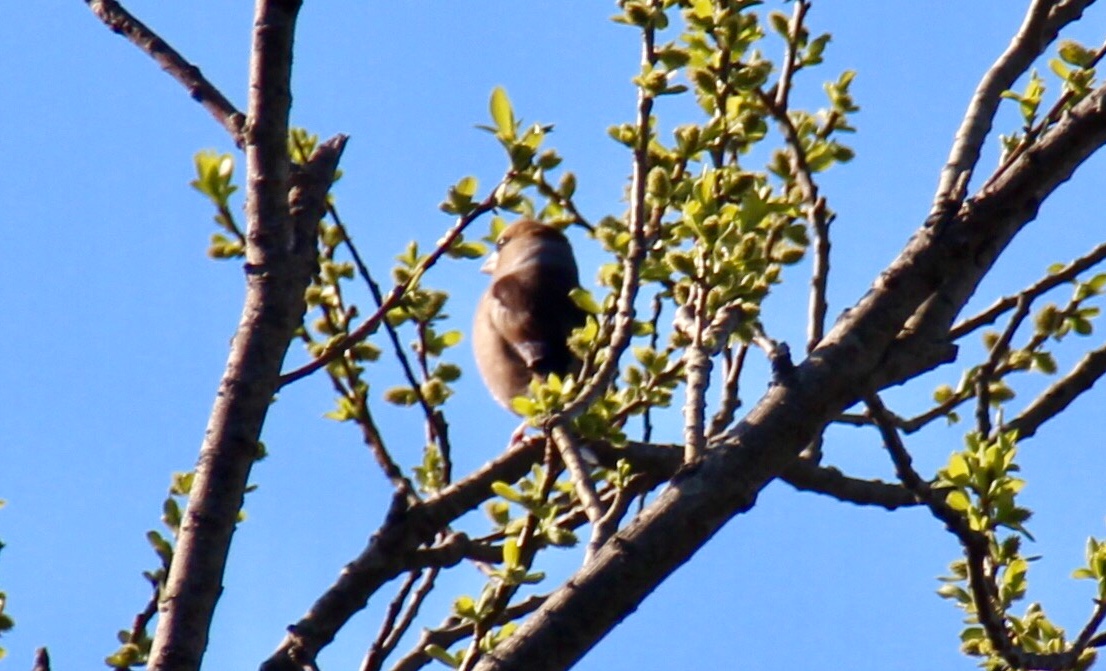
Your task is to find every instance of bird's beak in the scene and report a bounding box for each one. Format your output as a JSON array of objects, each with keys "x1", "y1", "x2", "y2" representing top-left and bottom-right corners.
[{"x1": 480, "y1": 251, "x2": 498, "y2": 274}]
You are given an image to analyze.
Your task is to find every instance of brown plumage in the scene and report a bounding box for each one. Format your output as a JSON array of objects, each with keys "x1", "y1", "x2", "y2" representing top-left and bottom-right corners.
[{"x1": 472, "y1": 219, "x2": 586, "y2": 408}]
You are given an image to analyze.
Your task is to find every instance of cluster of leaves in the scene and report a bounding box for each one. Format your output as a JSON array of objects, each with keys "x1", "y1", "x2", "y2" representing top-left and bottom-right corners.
[
  {"x1": 418, "y1": 1, "x2": 863, "y2": 662},
  {"x1": 106, "y1": 471, "x2": 195, "y2": 669},
  {"x1": 933, "y1": 430, "x2": 1103, "y2": 670},
  {"x1": 1000, "y1": 39, "x2": 1102, "y2": 157},
  {"x1": 192, "y1": 150, "x2": 244, "y2": 259},
  {"x1": 617, "y1": 0, "x2": 850, "y2": 332},
  {"x1": 935, "y1": 431, "x2": 1044, "y2": 662},
  {"x1": 909, "y1": 248, "x2": 1106, "y2": 668}
]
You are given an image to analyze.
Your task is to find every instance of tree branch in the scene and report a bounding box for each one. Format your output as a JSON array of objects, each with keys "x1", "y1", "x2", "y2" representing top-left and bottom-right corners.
[
  {"x1": 930, "y1": 0, "x2": 1093, "y2": 216},
  {"x1": 1007, "y1": 342, "x2": 1106, "y2": 439},
  {"x1": 259, "y1": 438, "x2": 545, "y2": 671},
  {"x1": 32, "y1": 648, "x2": 51, "y2": 671},
  {"x1": 470, "y1": 79, "x2": 1106, "y2": 671},
  {"x1": 780, "y1": 460, "x2": 918, "y2": 510},
  {"x1": 146, "y1": 2, "x2": 335, "y2": 667},
  {"x1": 84, "y1": 0, "x2": 246, "y2": 144},
  {"x1": 277, "y1": 190, "x2": 501, "y2": 388},
  {"x1": 879, "y1": 82, "x2": 1106, "y2": 391},
  {"x1": 950, "y1": 240, "x2": 1106, "y2": 340}
]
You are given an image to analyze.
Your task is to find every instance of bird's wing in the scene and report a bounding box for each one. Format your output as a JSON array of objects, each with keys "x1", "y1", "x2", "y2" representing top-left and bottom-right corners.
[{"x1": 489, "y1": 270, "x2": 584, "y2": 374}]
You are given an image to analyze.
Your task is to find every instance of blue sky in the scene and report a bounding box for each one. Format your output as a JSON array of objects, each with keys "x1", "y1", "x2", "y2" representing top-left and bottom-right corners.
[{"x1": 2, "y1": 2, "x2": 1106, "y2": 670}]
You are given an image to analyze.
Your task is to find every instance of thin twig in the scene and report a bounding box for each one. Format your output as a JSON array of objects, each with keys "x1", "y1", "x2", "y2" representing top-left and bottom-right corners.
[
  {"x1": 85, "y1": 0, "x2": 245, "y2": 144},
  {"x1": 1074, "y1": 600, "x2": 1106, "y2": 652},
  {"x1": 951, "y1": 240, "x2": 1106, "y2": 339},
  {"x1": 327, "y1": 204, "x2": 454, "y2": 483},
  {"x1": 772, "y1": 1, "x2": 810, "y2": 111},
  {"x1": 361, "y1": 571, "x2": 422, "y2": 671},
  {"x1": 754, "y1": 79, "x2": 833, "y2": 352},
  {"x1": 549, "y1": 426, "x2": 605, "y2": 529},
  {"x1": 975, "y1": 295, "x2": 1031, "y2": 437},
  {"x1": 279, "y1": 191, "x2": 502, "y2": 388},
  {"x1": 642, "y1": 292, "x2": 664, "y2": 443},
  {"x1": 984, "y1": 37, "x2": 1106, "y2": 195},
  {"x1": 387, "y1": 596, "x2": 549, "y2": 671},
  {"x1": 1007, "y1": 342, "x2": 1106, "y2": 440},
  {"x1": 807, "y1": 198, "x2": 833, "y2": 351},
  {"x1": 707, "y1": 342, "x2": 748, "y2": 437}
]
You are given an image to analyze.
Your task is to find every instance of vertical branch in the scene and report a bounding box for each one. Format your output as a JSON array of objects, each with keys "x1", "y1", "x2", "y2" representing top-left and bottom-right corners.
[
  {"x1": 707, "y1": 342, "x2": 747, "y2": 436},
  {"x1": 806, "y1": 198, "x2": 831, "y2": 351},
  {"x1": 556, "y1": 11, "x2": 656, "y2": 421},
  {"x1": 974, "y1": 295, "x2": 1031, "y2": 437},
  {"x1": 682, "y1": 285, "x2": 711, "y2": 461},
  {"x1": 772, "y1": 0, "x2": 810, "y2": 110},
  {"x1": 641, "y1": 291, "x2": 664, "y2": 443},
  {"x1": 146, "y1": 1, "x2": 327, "y2": 669},
  {"x1": 327, "y1": 205, "x2": 453, "y2": 485}
]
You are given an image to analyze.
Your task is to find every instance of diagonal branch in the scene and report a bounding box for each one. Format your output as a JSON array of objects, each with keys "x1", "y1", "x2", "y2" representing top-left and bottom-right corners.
[
  {"x1": 930, "y1": 0, "x2": 1095, "y2": 217},
  {"x1": 879, "y1": 81, "x2": 1106, "y2": 391},
  {"x1": 1007, "y1": 342, "x2": 1106, "y2": 439},
  {"x1": 259, "y1": 438, "x2": 545, "y2": 671},
  {"x1": 85, "y1": 0, "x2": 246, "y2": 144},
  {"x1": 277, "y1": 190, "x2": 501, "y2": 388},
  {"x1": 951, "y1": 240, "x2": 1106, "y2": 339},
  {"x1": 471, "y1": 79, "x2": 1106, "y2": 671}
]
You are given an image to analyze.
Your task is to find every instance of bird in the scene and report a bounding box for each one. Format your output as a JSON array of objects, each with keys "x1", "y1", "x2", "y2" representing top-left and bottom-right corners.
[{"x1": 472, "y1": 219, "x2": 586, "y2": 409}]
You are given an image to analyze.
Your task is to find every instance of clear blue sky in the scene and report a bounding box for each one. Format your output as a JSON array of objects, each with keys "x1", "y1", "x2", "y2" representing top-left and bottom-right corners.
[{"x1": 2, "y1": 2, "x2": 1105, "y2": 670}]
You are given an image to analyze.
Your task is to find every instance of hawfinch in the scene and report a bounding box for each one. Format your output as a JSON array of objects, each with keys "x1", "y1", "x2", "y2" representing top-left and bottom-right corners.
[{"x1": 473, "y1": 219, "x2": 586, "y2": 408}]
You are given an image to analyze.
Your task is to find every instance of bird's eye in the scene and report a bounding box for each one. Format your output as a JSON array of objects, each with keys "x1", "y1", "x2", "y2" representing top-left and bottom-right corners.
[{"x1": 496, "y1": 235, "x2": 510, "y2": 249}]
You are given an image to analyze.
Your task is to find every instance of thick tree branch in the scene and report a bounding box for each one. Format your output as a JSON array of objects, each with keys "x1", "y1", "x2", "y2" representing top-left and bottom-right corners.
[
  {"x1": 881, "y1": 82, "x2": 1106, "y2": 390},
  {"x1": 85, "y1": 0, "x2": 246, "y2": 144},
  {"x1": 471, "y1": 80, "x2": 1106, "y2": 671},
  {"x1": 146, "y1": 2, "x2": 326, "y2": 669}
]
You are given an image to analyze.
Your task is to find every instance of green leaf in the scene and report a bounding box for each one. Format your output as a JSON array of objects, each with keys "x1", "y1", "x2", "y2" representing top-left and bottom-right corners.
[
  {"x1": 1059, "y1": 39, "x2": 1095, "y2": 68},
  {"x1": 1049, "y1": 58, "x2": 1072, "y2": 82},
  {"x1": 491, "y1": 481, "x2": 526, "y2": 504},
  {"x1": 489, "y1": 86, "x2": 516, "y2": 140},
  {"x1": 424, "y1": 644, "x2": 460, "y2": 668},
  {"x1": 945, "y1": 453, "x2": 971, "y2": 484},
  {"x1": 455, "y1": 175, "x2": 477, "y2": 198},
  {"x1": 946, "y1": 490, "x2": 972, "y2": 512},
  {"x1": 502, "y1": 537, "x2": 520, "y2": 567},
  {"x1": 569, "y1": 288, "x2": 602, "y2": 315},
  {"x1": 383, "y1": 386, "x2": 418, "y2": 406},
  {"x1": 439, "y1": 330, "x2": 463, "y2": 348}
]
